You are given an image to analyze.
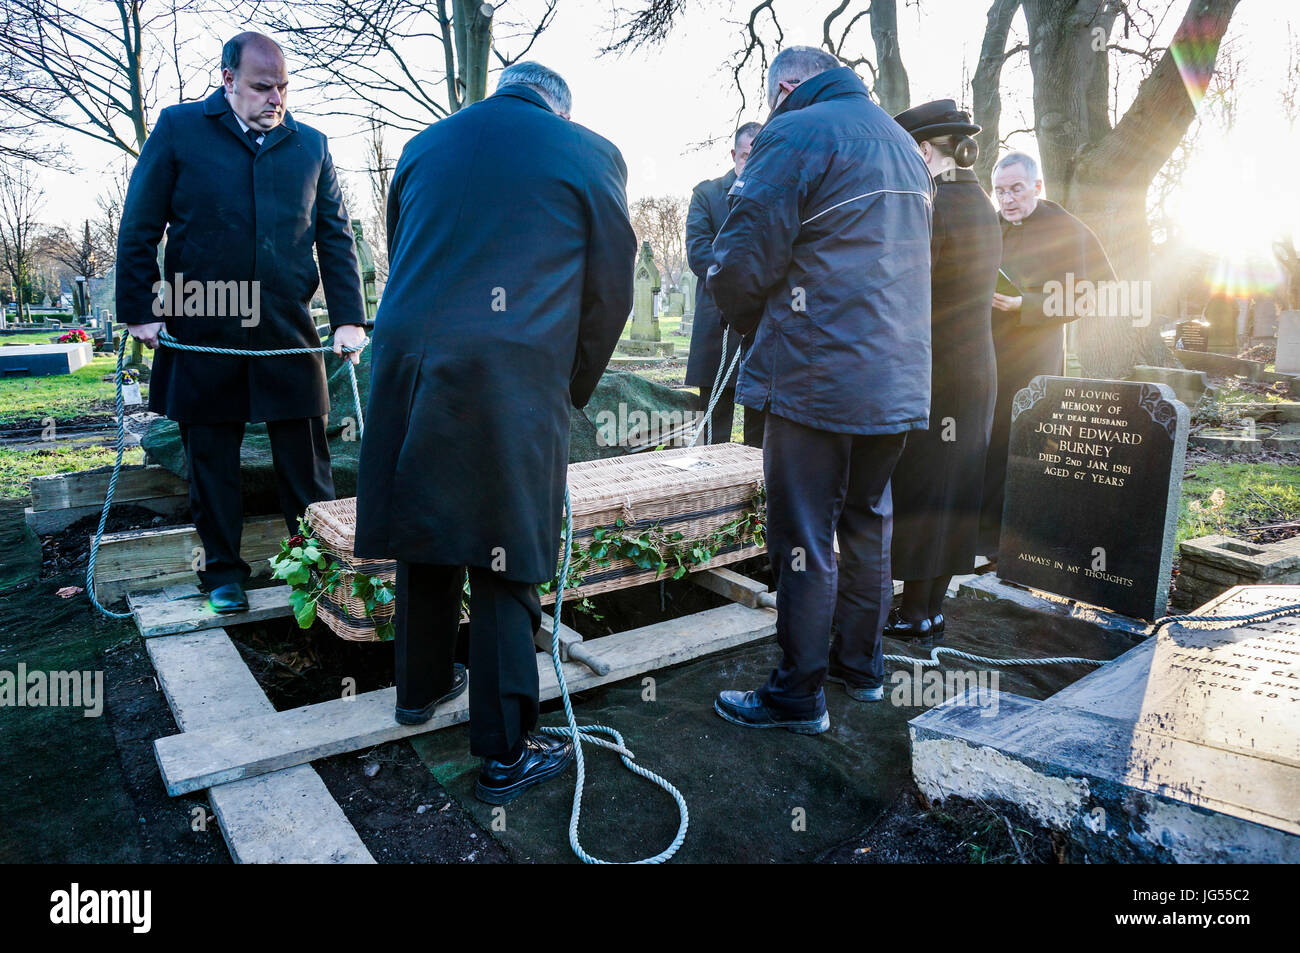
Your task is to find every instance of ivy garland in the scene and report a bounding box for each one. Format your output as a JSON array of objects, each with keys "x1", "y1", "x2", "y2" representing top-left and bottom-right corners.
[{"x1": 272, "y1": 487, "x2": 766, "y2": 638}]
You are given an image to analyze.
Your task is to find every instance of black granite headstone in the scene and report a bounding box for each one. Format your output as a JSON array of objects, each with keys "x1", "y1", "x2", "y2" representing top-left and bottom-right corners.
[{"x1": 999, "y1": 376, "x2": 1189, "y2": 619}]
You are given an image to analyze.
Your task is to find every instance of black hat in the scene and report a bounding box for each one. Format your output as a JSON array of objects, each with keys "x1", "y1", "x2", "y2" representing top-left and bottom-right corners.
[{"x1": 893, "y1": 99, "x2": 981, "y2": 142}]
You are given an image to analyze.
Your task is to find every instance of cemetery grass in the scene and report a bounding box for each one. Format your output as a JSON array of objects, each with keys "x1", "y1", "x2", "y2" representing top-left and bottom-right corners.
[
  {"x1": 0, "y1": 444, "x2": 144, "y2": 499},
  {"x1": 1178, "y1": 457, "x2": 1300, "y2": 544},
  {"x1": 0, "y1": 353, "x2": 145, "y2": 427}
]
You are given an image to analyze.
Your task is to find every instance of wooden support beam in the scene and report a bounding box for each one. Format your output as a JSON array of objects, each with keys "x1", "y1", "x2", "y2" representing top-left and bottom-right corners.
[
  {"x1": 140, "y1": 587, "x2": 373, "y2": 863},
  {"x1": 692, "y1": 566, "x2": 775, "y2": 609},
  {"x1": 130, "y1": 585, "x2": 294, "y2": 638},
  {"x1": 154, "y1": 601, "x2": 777, "y2": 797},
  {"x1": 30, "y1": 464, "x2": 187, "y2": 511},
  {"x1": 534, "y1": 613, "x2": 611, "y2": 676},
  {"x1": 92, "y1": 514, "x2": 286, "y2": 604}
]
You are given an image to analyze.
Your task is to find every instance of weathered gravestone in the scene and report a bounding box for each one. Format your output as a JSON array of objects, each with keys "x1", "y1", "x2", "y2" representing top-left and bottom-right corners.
[
  {"x1": 679, "y1": 271, "x2": 696, "y2": 336},
  {"x1": 617, "y1": 242, "x2": 674, "y2": 359},
  {"x1": 1253, "y1": 297, "x2": 1278, "y2": 338},
  {"x1": 1278, "y1": 311, "x2": 1300, "y2": 375},
  {"x1": 911, "y1": 584, "x2": 1300, "y2": 862},
  {"x1": 999, "y1": 376, "x2": 1189, "y2": 620},
  {"x1": 667, "y1": 289, "x2": 685, "y2": 318}
]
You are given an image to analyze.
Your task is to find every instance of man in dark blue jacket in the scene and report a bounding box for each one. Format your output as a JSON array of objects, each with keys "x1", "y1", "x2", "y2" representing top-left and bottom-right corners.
[
  {"x1": 708, "y1": 46, "x2": 933, "y2": 733},
  {"x1": 685, "y1": 121, "x2": 763, "y2": 446},
  {"x1": 354, "y1": 62, "x2": 636, "y2": 803}
]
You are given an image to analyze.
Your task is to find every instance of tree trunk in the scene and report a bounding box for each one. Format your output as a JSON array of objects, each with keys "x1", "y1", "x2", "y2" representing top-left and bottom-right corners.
[
  {"x1": 1021, "y1": 0, "x2": 1240, "y2": 379},
  {"x1": 972, "y1": 0, "x2": 1024, "y2": 189},
  {"x1": 869, "y1": 0, "x2": 910, "y2": 114}
]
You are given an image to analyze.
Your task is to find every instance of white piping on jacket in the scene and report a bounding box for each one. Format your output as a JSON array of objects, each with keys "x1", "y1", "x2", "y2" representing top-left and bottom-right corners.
[{"x1": 801, "y1": 188, "x2": 932, "y2": 226}]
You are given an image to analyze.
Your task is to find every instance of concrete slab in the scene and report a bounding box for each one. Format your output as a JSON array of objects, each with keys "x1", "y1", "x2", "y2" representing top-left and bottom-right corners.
[{"x1": 911, "y1": 585, "x2": 1300, "y2": 862}]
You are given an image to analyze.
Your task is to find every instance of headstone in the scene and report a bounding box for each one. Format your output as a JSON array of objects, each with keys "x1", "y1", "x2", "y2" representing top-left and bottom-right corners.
[
  {"x1": 911, "y1": 584, "x2": 1300, "y2": 862},
  {"x1": 630, "y1": 242, "x2": 661, "y2": 342},
  {"x1": 679, "y1": 271, "x2": 696, "y2": 336},
  {"x1": 1278, "y1": 311, "x2": 1300, "y2": 375},
  {"x1": 999, "y1": 376, "x2": 1189, "y2": 619},
  {"x1": 1254, "y1": 297, "x2": 1278, "y2": 338},
  {"x1": 667, "y1": 290, "x2": 685, "y2": 318},
  {"x1": 614, "y1": 243, "x2": 675, "y2": 359},
  {"x1": 1204, "y1": 294, "x2": 1238, "y2": 355},
  {"x1": 351, "y1": 220, "x2": 379, "y2": 322}
]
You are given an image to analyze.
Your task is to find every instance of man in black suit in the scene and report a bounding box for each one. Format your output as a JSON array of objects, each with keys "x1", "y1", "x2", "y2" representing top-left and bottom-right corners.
[
  {"x1": 685, "y1": 122, "x2": 765, "y2": 446},
  {"x1": 354, "y1": 62, "x2": 636, "y2": 804},
  {"x1": 117, "y1": 33, "x2": 366, "y2": 614}
]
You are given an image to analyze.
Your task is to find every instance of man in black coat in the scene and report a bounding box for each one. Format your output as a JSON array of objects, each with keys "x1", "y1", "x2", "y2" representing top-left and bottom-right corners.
[
  {"x1": 978, "y1": 151, "x2": 1115, "y2": 558},
  {"x1": 353, "y1": 63, "x2": 636, "y2": 803},
  {"x1": 117, "y1": 33, "x2": 366, "y2": 613},
  {"x1": 685, "y1": 121, "x2": 764, "y2": 446},
  {"x1": 708, "y1": 47, "x2": 933, "y2": 733}
]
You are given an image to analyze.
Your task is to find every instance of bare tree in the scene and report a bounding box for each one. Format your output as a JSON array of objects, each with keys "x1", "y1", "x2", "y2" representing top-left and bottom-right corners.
[
  {"x1": 1283, "y1": 24, "x2": 1300, "y2": 132},
  {"x1": 0, "y1": 160, "x2": 46, "y2": 323},
  {"x1": 245, "y1": 0, "x2": 558, "y2": 133},
  {"x1": 603, "y1": 0, "x2": 911, "y2": 116},
  {"x1": 609, "y1": 0, "x2": 1242, "y2": 378},
  {"x1": 631, "y1": 195, "x2": 689, "y2": 291},
  {"x1": 364, "y1": 116, "x2": 392, "y2": 283},
  {"x1": 0, "y1": 0, "x2": 212, "y2": 159}
]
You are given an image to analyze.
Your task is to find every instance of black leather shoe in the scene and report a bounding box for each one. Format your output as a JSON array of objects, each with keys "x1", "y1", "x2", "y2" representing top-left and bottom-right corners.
[
  {"x1": 475, "y1": 734, "x2": 574, "y2": 804},
  {"x1": 929, "y1": 613, "x2": 945, "y2": 643},
  {"x1": 713, "y1": 689, "x2": 830, "y2": 734},
  {"x1": 883, "y1": 607, "x2": 932, "y2": 641},
  {"x1": 207, "y1": 583, "x2": 249, "y2": 614},
  {"x1": 394, "y1": 663, "x2": 468, "y2": 725}
]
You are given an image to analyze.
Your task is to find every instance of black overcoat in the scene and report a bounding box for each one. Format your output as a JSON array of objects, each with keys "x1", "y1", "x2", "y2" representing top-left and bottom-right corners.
[
  {"x1": 684, "y1": 169, "x2": 743, "y2": 388},
  {"x1": 116, "y1": 89, "x2": 365, "y2": 423},
  {"x1": 891, "y1": 170, "x2": 1002, "y2": 578},
  {"x1": 352, "y1": 85, "x2": 637, "y2": 584},
  {"x1": 979, "y1": 198, "x2": 1116, "y2": 555}
]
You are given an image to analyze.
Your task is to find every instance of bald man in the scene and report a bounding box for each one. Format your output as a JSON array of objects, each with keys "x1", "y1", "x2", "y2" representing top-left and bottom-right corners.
[{"x1": 117, "y1": 32, "x2": 367, "y2": 613}]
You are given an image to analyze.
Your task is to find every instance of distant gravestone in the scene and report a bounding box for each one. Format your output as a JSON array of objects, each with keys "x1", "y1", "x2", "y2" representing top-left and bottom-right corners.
[
  {"x1": 1278, "y1": 311, "x2": 1300, "y2": 375},
  {"x1": 1254, "y1": 298, "x2": 1278, "y2": 338},
  {"x1": 630, "y1": 242, "x2": 661, "y2": 342},
  {"x1": 667, "y1": 290, "x2": 685, "y2": 318},
  {"x1": 999, "y1": 376, "x2": 1189, "y2": 619},
  {"x1": 616, "y1": 242, "x2": 674, "y2": 359},
  {"x1": 1204, "y1": 295, "x2": 1238, "y2": 355},
  {"x1": 679, "y1": 271, "x2": 696, "y2": 336}
]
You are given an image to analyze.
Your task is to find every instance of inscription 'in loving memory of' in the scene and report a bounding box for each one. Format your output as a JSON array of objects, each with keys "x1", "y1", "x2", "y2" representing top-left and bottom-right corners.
[{"x1": 1033, "y1": 388, "x2": 1139, "y2": 485}]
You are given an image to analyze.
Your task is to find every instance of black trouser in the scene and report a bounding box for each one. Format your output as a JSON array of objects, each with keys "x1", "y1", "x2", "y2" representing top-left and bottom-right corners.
[
  {"x1": 697, "y1": 385, "x2": 765, "y2": 447},
  {"x1": 757, "y1": 413, "x2": 906, "y2": 717},
  {"x1": 395, "y1": 562, "x2": 541, "y2": 761},
  {"x1": 180, "y1": 416, "x2": 334, "y2": 588}
]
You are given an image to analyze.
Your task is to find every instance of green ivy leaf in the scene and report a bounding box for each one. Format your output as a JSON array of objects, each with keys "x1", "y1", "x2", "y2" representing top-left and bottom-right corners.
[
  {"x1": 289, "y1": 590, "x2": 316, "y2": 629},
  {"x1": 286, "y1": 565, "x2": 311, "y2": 587},
  {"x1": 375, "y1": 620, "x2": 395, "y2": 642}
]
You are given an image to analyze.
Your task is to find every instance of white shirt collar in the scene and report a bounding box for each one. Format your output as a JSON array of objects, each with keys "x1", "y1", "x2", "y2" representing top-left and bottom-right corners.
[{"x1": 225, "y1": 92, "x2": 262, "y2": 139}]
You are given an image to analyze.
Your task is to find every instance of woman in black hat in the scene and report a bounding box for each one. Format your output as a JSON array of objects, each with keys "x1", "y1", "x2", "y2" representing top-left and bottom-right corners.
[{"x1": 885, "y1": 100, "x2": 1002, "y2": 643}]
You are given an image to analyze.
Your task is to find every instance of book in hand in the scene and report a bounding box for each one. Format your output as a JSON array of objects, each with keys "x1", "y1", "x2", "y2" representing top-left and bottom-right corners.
[{"x1": 995, "y1": 268, "x2": 1021, "y2": 298}]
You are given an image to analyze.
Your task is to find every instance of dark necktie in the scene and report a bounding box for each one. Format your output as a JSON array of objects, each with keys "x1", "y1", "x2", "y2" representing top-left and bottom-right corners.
[{"x1": 245, "y1": 128, "x2": 262, "y2": 150}]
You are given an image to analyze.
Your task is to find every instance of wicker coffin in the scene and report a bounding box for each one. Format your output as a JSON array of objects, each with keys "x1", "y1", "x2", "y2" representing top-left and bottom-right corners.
[{"x1": 302, "y1": 443, "x2": 766, "y2": 642}]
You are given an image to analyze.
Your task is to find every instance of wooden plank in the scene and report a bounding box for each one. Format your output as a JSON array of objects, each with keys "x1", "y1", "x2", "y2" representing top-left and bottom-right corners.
[
  {"x1": 146, "y1": 619, "x2": 373, "y2": 864},
  {"x1": 692, "y1": 566, "x2": 774, "y2": 608},
  {"x1": 25, "y1": 495, "x2": 189, "y2": 536},
  {"x1": 30, "y1": 464, "x2": 186, "y2": 512},
  {"x1": 131, "y1": 585, "x2": 293, "y2": 638},
  {"x1": 154, "y1": 601, "x2": 778, "y2": 796},
  {"x1": 92, "y1": 515, "x2": 286, "y2": 602}
]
